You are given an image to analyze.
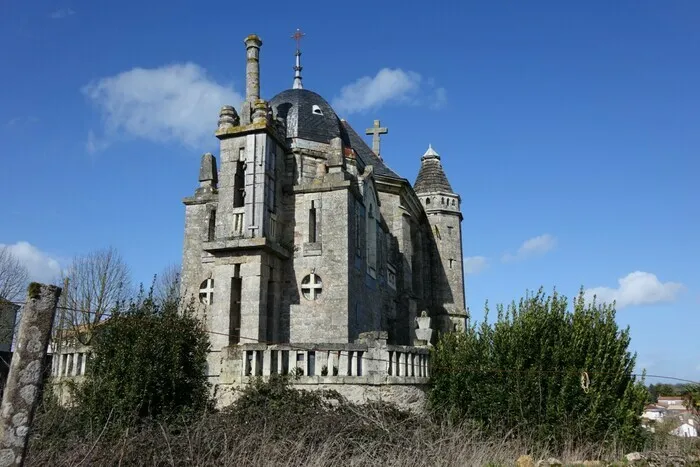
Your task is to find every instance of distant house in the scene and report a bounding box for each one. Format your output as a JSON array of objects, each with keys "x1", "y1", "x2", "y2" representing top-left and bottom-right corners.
[
  {"x1": 643, "y1": 396, "x2": 699, "y2": 438},
  {"x1": 670, "y1": 415, "x2": 698, "y2": 438},
  {"x1": 642, "y1": 404, "x2": 666, "y2": 421},
  {"x1": 657, "y1": 396, "x2": 687, "y2": 409}
]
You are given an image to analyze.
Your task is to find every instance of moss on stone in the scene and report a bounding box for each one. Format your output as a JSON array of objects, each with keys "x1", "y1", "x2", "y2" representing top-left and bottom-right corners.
[{"x1": 27, "y1": 282, "x2": 42, "y2": 300}]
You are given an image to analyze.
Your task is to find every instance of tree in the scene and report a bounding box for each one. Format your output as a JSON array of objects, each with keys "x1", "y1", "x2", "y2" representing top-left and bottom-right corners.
[
  {"x1": 153, "y1": 263, "x2": 181, "y2": 305},
  {"x1": 429, "y1": 288, "x2": 648, "y2": 449},
  {"x1": 74, "y1": 292, "x2": 211, "y2": 427},
  {"x1": 59, "y1": 247, "x2": 131, "y2": 345},
  {"x1": 0, "y1": 246, "x2": 29, "y2": 302}
]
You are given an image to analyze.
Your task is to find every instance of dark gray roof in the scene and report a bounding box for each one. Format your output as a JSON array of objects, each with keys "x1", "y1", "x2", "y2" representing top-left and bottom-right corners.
[
  {"x1": 269, "y1": 89, "x2": 344, "y2": 144},
  {"x1": 268, "y1": 88, "x2": 402, "y2": 180},
  {"x1": 414, "y1": 148, "x2": 454, "y2": 194},
  {"x1": 341, "y1": 121, "x2": 401, "y2": 179}
]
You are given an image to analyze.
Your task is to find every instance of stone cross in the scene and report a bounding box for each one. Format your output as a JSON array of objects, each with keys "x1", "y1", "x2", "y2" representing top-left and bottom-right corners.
[
  {"x1": 0, "y1": 283, "x2": 61, "y2": 467},
  {"x1": 199, "y1": 278, "x2": 214, "y2": 305},
  {"x1": 301, "y1": 274, "x2": 322, "y2": 300},
  {"x1": 365, "y1": 120, "x2": 388, "y2": 157}
]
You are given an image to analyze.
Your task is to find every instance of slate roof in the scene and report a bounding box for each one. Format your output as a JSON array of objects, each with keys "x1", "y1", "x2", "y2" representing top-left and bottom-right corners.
[
  {"x1": 414, "y1": 145, "x2": 454, "y2": 194},
  {"x1": 268, "y1": 88, "x2": 402, "y2": 180},
  {"x1": 269, "y1": 89, "x2": 344, "y2": 144},
  {"x1": 341, "y1": 121, "x2": 401, "y2": 179}
]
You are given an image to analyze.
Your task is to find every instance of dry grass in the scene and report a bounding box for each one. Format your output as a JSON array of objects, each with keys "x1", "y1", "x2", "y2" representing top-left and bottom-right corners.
[{"x1": 26, "y1": 379, "x2": 700, "y2": 467}]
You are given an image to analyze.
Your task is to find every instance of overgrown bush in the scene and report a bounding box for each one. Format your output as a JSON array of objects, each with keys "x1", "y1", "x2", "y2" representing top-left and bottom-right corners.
[
  {"x1": 27, "y1": 377, "x2": 699, "y2": 465},
  {"x1": 72, "y1": 290, "x2": 212, "y2": 429},
  {"x1": 430, "y1": 288, "x2": 648, "y2": 449}
]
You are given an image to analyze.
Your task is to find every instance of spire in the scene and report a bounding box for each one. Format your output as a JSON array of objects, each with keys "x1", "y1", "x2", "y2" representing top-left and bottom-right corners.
[
  {"x1": 422, "y1": 144, "x2": 439, "y2": 159},
  {"x1": 414, "y1": 144, "x2": 454, "y2": 194},
  {"x1": 291, "y1": 28, "x2": 305, "y2": 89}
]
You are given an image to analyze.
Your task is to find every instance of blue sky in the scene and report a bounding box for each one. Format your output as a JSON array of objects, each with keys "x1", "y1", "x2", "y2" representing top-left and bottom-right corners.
[{"x1": 1, "y1": 1, "x2": 698, "y2": 382}]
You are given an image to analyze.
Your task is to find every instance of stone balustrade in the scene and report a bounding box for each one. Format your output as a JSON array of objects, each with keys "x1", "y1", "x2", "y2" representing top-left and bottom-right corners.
[
  {"x1": 219, "y1": 332, "x2": 430, "y2": 386},
  {"x1": 51, "y1": 350, "x2": 90, "y2": 378}
]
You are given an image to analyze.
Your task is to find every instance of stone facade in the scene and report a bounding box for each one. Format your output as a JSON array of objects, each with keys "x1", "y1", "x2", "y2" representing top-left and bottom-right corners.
[{"x1": 179, "y1": 33, "x2": 467, "y2": 409}]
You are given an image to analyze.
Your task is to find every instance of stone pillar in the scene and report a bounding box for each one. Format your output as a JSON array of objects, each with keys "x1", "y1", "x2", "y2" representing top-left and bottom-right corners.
[
  {"x1": 72, "y1": 353, "x2": 79, "y2": 376},
  {"x1": 0, "y1": 283, "x2": 61, "y2": 467},
  {"x1": 244, "y1": 34, "x2": 262, "y2": 102}
]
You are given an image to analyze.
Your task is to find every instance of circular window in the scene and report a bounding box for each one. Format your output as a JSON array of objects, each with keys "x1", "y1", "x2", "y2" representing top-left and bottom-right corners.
[
  {"x1": 199, "y1": 278, "x2": 214, "y2": 305},
  {"x1": 301, "y1": 273, "x2": 322, "y2": 300}
]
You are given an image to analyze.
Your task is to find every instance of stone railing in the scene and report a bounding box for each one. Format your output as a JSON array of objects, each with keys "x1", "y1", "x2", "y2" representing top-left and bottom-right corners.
[
  {"x1": 219, "y1": 332, "x2": 430, "y2": 386},
  {"x1": 232, "y1": 207, "x2": 245, "y2": 236},
  {"x1": 51, "y1": 350, "x2": 90, "y2": 378}
]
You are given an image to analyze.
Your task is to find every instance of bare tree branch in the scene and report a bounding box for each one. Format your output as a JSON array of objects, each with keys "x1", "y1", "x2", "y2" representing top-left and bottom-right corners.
[
  {"x1": 154, "y1": 263, "x2": 181, "y2": 305},
  {"x1": 0, "y1": 246, "x2": 30, "y2": 302},
  {"x1": 60, "y1": 247, "x2": 132, "y2": 345}
]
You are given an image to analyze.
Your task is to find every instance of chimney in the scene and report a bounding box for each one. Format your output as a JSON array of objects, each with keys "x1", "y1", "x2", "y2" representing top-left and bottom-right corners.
[{"x1": 244, "y1": 34, "x2": 262, "y2": 102}]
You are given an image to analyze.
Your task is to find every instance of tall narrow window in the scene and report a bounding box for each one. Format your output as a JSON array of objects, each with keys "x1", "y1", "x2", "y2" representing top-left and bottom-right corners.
[
  {"x1": 208, "y1": 209, "x2": 216, "y2": 241},
  {"x1": 309, "y1": 201, "x2": 317, "y2": 243},
  {"x1": 367, "y1": 204, "x2": 377, "y2": 274},
  {"x1": 229, "y1": 265, "x2": 242, "y2": 345},
  {"x1": 234, "y1": 161, "x2": 245, "y2": 208},
  {"x1": 355, "y1": 202, "x2": 361, "y2": 255}
]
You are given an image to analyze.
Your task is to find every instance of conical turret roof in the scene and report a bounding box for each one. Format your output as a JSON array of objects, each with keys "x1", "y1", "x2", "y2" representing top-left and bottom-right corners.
[{"x1": 414, "y1": 145, "x2": 454, "y2": 194}]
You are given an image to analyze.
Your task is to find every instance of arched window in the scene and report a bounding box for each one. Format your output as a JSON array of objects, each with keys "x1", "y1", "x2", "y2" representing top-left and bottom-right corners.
[{"x1": 426, "y1": 198, "x2": 430, "y2": 205}]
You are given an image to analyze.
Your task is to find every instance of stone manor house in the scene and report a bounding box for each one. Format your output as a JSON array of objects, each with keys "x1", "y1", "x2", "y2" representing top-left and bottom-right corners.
[{"x1": 52, "y1": 33, "x2": 467, "y2": 409}]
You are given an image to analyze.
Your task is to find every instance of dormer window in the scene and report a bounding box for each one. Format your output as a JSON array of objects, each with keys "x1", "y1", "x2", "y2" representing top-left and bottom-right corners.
[{"x1": 312, "y1": 105, "x2": 323, "y2": 116}]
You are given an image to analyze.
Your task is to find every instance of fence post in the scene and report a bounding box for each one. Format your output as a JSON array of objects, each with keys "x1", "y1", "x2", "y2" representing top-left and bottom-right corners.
[{"x1": 0, "y1": 283, "x2": 61, "y2": 467}]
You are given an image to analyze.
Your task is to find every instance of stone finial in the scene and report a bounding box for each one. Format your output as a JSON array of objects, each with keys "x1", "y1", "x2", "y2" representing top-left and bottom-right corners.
[
  {"x1": 198, "y1": 153, "x2": 218, "y2": 192},
  {"x1": 244, "y1": 34, "x2": 263, "y2": 102},
  {"x1": 218, "y1": 105, "x2": 239, "y2": 130},
  {"x1": 252, "y1": 99, "x2": 269, "y2": 124},
  {"x1": 327, "y1": 137, "x2": 344, "y2": 170},
  {"x1": 414, "y1": 311, "x2": 434, "y2": 347}
]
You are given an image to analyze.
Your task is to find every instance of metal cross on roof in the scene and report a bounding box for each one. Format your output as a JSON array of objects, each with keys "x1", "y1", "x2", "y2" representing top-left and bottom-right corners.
[
  {"x1": 366, "y1": 119, "x2": 388, "y2": 157},
  {"x1": 291, "y1": 28, "x2": 305, "y2": 50}
]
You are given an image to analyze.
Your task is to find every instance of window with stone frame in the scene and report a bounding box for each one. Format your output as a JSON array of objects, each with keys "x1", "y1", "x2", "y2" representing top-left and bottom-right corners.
[
  {"x1": 355, "y1": 201, "x2": 362, "y2": 257},
  {"x1": 267, "y1": 145, "x2": 277, "y2": 213},
  {"x1": 366, "y1": 203, "x2": 377, "y2": 276},
  {"x1": 207, "y1": 208, "x2": 216, "y2": 241},
  {"x1": 387, "y1": 263, "x2": 397, "y2": 290},
  {"x1": 308, "y1": 200, "x2": 318, "y2": 243},
  {"x1": 234, "y1": 147, "x2": 246, "y2": 208},
  {"x1": 199, "y1": 278, "x2": 214, "y2": 305},
  {"x1": 301, "y1": 273, "x2": 322, "y2": 300}
]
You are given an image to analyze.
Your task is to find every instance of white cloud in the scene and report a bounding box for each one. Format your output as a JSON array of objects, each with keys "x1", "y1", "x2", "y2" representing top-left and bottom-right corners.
[
  {"x1": 86, "y1": 130, "x2": 110, "y2": 154},
  {"x1": 50, "y1": 8, "x2": 75, "y2": 19},
  {"x1": 4, "y1": 116, "x2": 38, "y2": 128},
  {"x1": 0, "y1": 242, "x2": 62, "y2": 285},
  {"x1": 584, "y1": 271, "x2": 684, "y2": 309},
  {"x1": 464, "y1": 256, "x2": 488, "y2": 275},
  {"x1": 332, "y1": 68, "x2": 446, "y2": 114},
  {"x1": 502, "y1": 234, "x2": 557, "y2": 262},
  {"x1": 82, "y1": 63, "x2": 243, "y2": 151}
]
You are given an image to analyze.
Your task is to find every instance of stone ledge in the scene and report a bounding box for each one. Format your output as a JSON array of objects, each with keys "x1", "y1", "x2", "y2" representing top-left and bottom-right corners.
[{"x1": 203, "y1": 237, "x2": 291, "y2": 259}]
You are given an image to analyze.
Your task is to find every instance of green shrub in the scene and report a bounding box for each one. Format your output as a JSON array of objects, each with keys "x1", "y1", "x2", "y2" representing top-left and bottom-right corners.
[
  {"x1": 429, "y1": 288, "x2": 648, "y2": 449},
  {"x1": 73, "y1": 292, "x2": 212, "y2": 429}
]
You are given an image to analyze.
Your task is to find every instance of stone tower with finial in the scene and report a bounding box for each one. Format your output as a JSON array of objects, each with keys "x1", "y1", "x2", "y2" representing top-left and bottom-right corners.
[
  {"x1": 177, "y1": 31, "x2": 467, "y2": 408},
  {"x1": 414, "y1": 145, "x2": 467, "y2": 331}
]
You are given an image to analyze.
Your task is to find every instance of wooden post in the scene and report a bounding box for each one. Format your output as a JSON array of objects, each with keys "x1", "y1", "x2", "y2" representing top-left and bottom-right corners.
[{"x1": 0, "y1": 283, "x2": 61, "y2": 467}]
